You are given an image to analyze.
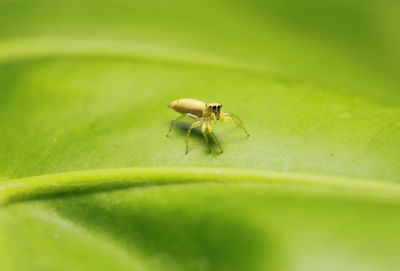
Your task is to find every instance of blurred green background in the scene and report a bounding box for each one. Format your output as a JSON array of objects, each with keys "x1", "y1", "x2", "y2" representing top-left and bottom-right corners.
[{"x1": 0, "y1": 0, "x2": 400, "y2": 270}]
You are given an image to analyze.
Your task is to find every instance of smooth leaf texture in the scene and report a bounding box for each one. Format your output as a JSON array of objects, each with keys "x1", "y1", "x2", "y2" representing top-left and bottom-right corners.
[{"x1": 0, "y1": 0, "x2": 400, "y2": 271}]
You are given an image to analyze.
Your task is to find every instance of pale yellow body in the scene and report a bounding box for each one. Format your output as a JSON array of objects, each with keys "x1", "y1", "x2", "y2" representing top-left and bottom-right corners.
[
  {"x1": 167, "y1": 98, "x2": 249, "y2": 154},
  {"x1": 168, "y1": 98, "x2": 206, "y2": 117}
]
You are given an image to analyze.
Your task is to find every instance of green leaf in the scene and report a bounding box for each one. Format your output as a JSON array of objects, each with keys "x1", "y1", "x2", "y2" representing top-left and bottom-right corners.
[{"x1": 0, "y1": 0, "x2": 400, "y2": 271}]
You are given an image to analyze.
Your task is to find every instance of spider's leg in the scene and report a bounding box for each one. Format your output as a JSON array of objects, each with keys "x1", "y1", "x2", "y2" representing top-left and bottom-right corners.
[
  {"x1": 185, "y1": 120, "x2": 203, "y2": 154},
  {"x1": 222, "y1": 112, "x2": 250, "y2": 136},
  {"x1": 207, "y1": 122, "x2": 223, "y2": 153},
  {"x1": 201, "y1": 122, "x2": 211, "y2": 153},
  {"x1": 166, "y1": 113, "x2": 199, "y2": 137}
]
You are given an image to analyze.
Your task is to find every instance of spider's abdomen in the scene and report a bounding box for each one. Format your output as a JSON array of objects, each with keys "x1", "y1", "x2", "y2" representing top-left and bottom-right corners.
[{"x1": 168, "y1": 98, "x2": 205, "y2": 117}]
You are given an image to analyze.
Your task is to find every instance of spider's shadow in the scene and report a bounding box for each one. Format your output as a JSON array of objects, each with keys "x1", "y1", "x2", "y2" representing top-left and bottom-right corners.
[{"x1": 173, "y1": 122, "x2": 220, "y2": 154}]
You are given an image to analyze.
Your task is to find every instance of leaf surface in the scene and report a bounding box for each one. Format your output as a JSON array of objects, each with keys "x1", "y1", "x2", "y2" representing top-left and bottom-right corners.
[{"x1": 0, "y1": 0, "x2": 400, "y2": 270}]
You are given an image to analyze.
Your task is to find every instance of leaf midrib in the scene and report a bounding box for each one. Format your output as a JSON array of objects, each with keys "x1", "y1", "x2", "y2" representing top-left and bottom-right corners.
[{"x1": 1, "y1": 167, "x2": 400, "y2": 207}]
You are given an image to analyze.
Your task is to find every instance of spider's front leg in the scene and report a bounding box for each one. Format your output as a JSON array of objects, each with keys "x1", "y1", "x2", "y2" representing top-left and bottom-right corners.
[{"x1": 222, "y1": 112, "x2": 250, "y2": 136}]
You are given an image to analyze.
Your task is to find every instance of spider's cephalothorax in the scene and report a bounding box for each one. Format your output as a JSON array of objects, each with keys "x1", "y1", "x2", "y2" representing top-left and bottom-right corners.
[
  {"x1": 167, "y1": 98, "x2": 249, "y2": 154},
  {"x1": 204, "y1": 103, "x2": 222, "y2": 120}
]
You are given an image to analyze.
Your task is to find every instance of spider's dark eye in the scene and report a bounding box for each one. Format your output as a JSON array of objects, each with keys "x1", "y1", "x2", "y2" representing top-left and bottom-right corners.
[{"x1": 213, "y1": 106, "x2": 216, "y2": 109}]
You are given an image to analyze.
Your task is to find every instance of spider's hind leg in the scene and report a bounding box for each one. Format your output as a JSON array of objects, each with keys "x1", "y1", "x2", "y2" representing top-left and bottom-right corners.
[
  {"x1": 166, "y1": 115, "x2": 184, "y2": 137},
  {"x1": 166, "y1": 113, "x2": 199, "y2": 137}
]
